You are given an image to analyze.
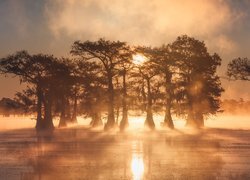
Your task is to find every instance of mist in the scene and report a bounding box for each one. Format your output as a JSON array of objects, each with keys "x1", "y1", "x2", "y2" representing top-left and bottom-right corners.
[
  {"x1": 45, "y1": 0, "x2": 240, "y2": 49},
  {"x1": 1, "y1": 0, "x2": 250, "y2": 99},
  {"x1": 1, "y1": 1, "x2": 250, "y2": 179}
]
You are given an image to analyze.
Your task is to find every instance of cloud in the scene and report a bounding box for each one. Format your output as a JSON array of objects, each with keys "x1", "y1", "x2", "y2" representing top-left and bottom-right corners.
[
  {"x1": 0, "y1": 0, "x2": 29, "y2": 36},
  {"x1": 44, "y1": 0, "x2": 243, "y2": 50}
]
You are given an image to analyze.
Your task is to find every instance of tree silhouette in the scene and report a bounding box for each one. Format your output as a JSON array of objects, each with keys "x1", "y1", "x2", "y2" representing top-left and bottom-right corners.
[
  {"x1": 171, "y1": 35, "x2": 224, "y2": 128},
  {"x1": 71, "y1": 38, "x2": 129, "y2": 130},
  {"x1": 116, "y1": 46, "x2": 133, "y2": 131},
  {"x1": 0, "y1": 97, "x2": 23, "y2": 116},
  {"x1": 133, "y1": 46, "x2": 159, "y2": 130},
  {"x1": 149, "y1": 45, "x2": 175, "y2": 129},
  {"x1": 74, "y1": 60, "x2": 105, "y2": 127},
  {"x1": 0, "y1": 51, "x2": 71, "y2": 130},
  {"x1": 227, "y1": 57, "x2": 250, "y2": 81},
  {"x1": 53, "y1": 58, "x2": 76, "y2": 127},
  {"x1": 14, "y1": 87, "x2": 36, "y2": 114}
]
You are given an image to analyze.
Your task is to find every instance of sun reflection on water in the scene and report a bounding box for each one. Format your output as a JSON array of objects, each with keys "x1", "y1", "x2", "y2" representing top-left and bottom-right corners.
[{"x1": 131, "y1": 154, "x2": 144, "y2": 180}]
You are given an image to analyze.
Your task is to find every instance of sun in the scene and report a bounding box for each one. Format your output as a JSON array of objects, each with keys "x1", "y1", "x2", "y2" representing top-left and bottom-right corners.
[{"x1": 132, "y1": 54, "x2": 147, "y2": 65}]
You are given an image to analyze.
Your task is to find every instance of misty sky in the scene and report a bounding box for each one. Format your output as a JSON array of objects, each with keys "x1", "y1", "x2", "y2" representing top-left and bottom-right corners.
[{"x1": 0, "y1": 0, "x2": 250, "y2": 99}]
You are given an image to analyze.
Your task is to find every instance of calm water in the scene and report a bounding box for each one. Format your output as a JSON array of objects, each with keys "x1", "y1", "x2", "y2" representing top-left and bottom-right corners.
[
  {"x1": 0, "y1": 128, "x2": 250, "y2": 180},
  {"x1": 0, "y1": 126, "x2": 250, "y2": 180}
]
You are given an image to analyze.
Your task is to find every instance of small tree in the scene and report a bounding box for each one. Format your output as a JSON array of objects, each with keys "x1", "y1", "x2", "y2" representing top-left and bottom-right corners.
[{"x1": 227, "y1": 57, "x2": 250, "y2": 81}]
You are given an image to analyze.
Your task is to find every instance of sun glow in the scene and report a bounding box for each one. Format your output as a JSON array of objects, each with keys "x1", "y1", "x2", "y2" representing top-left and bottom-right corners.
[{"x1": 132, "y1": 54, "x2": 147, "y2": 65}]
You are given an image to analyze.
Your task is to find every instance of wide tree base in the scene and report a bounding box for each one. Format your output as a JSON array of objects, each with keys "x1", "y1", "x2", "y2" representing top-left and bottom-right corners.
[
  {"x1": 104, "y1": 121, "x2": 117, "y2": 131},
  {"x1": 119, "y1": 119, "x2": 129, "y2": 131},
  {"x1": 90, "y1": 119, "x2": 103, "y2": 128},
  {"x1": 186, "y1": 119, "x2": 204, "y2": 129},
  {"x1": 144, "y1": 119, "x2": 155, "y2": 130},
  {"x1": 58, "y1": 118, "x2": 67, "y2": 128},
  {"x1": 69, "y1": 117, "x2": 78, "y2": 124},
  {"x1": 35, "y1": 117, "x2": 55, "y2": 131},
  {"x1": 161, "y1": 121, "x2": 174, "y2": 129}
]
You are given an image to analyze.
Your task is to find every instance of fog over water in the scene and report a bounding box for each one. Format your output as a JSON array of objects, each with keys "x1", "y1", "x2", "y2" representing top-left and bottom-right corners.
[
  {"x1": 1, "y1": 115, "x2": 250, "y2": 179},
  {"x1": 1, "y1": 114, "x2": 249, "y2": 131}
]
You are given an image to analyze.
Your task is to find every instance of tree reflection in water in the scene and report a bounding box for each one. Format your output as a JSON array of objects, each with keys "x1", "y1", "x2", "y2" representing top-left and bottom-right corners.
[{"x1": 1, "y1": 128, "x2": 250, "y2": 179}]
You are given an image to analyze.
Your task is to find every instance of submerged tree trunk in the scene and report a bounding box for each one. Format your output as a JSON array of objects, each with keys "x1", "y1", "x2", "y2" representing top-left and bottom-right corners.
[
  {"x1": 163, "y1": 74, "x2": 174, "y2": 129},
  {"x1": 120, "y1": 71, "x2": 129, "y2": 131},
  {"x1": 186, "y1": 99, "x2": 204, "y2": 128},
  {"x1": 58, "y1": 95, "x2": 67, "y2": 127},
  {"x1": 186, "y1": 110, "x2": 204, "y2": 128},
  {"x1": 116, "y1": 106, "x2": 120, "y2": 124},
  {"x1": 71, "y1": 89, "x2": 78, "y2": 123},
  {"x1": 195, "y1": 112, "x2": 204, "y2": 128},
  {"x1": 64, "y1": 99, "x2": 71, "y2": 123},
  {"x1": 163, "y1": 102, "x2": 174, "y2": 129},
  {"x1": 141, "y1": 80, "x2": 147, "y2": 112},
  {"x1": 186, "y1": 110, "x2": 196, "y2": 127},
  {"x1": 43, "y1": 90, "x2": 54, "y2": 130},
  {"x1": 104, "y1": 73, "x2": 115, "y2": 130},
  {"x1": 35, "y1": 84, "x2": 43, "y2": 130},
  {"x1": 90, "y1": 111, "x2": 103, "y2": 127},
  {"x1": 144, "y1": 78, "x2": 155, "y2": 130}
]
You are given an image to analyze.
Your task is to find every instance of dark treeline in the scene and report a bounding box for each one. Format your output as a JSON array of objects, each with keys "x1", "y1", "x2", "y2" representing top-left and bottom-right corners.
[
  {"x1": 0, "y1": 98, "x2": 28, "y2": 116},
  {"x1": 221, "y1": 99, "x2": 250, "y2": 115},
  {"x1": 0, "y1": 35, "x2": 225, "y2": 131}
]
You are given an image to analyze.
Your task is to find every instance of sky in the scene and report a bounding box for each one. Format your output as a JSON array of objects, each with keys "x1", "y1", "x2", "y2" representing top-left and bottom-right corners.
[{"x1": 0, "y1": 0, "x2": 250, "y2": 99}]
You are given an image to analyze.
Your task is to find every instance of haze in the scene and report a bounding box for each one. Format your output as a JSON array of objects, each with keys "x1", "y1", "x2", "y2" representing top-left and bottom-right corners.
[{"x1": 0, "y1": 0, "x2": 250, "y2": 99}]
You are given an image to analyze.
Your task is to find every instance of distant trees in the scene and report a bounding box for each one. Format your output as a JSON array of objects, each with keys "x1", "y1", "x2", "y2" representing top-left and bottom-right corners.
[
  {"x1": 221, "y1": 98, "x2": 250, "y2": 115},
  {"x1": 0, "y1": 35, "x2": 225, "y2": 130},
  {"x1": 0, "y1": 98, "x2": 24, "y2": 116},
  {"x1": 227, "y1": 58, "x2": 250, "y2": 81}
]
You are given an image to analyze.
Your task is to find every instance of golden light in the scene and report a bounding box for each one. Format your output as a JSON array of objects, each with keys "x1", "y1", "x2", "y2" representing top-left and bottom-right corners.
[
  {"x1": 132, "y1": 54, "x2": 147, "y2": 65},
  {"x1": 131, "y1": 154, "x2": 144, "y2": 180}
]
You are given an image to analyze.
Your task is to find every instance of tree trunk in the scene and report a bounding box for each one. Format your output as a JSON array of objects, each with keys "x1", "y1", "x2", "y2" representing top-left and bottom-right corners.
[
  {"x1": 35, "y1": 84, "x2": 43, "y2": 130},
  {"x1": 64, "y1": 99, "x2": 71, "y2": 123},
  {"x1": 104, "y1": 73, "x2": 115, "y2": 130},
  {"x1": 163, "y1": 74, "x2": 174, "y2": 129},
  {"x1": 71, "y1": 89, "x2": 78, "y2": 123},
  {"x1": 186, "y1": 100, "x2": 204, "y2": 128},
  {"x1": 195, "y1": 112, "x2": 204, "y2": 128},
  {"x1": 144, "y1": 78, "x2": 155, "y2": 130},
  {"x1": 43, "y1": 90, "x2": 54, "y2": 130},
  {"x1": 141, "y1": 80, "x2": 147, "y2": 112},
  {"x1": 90, "y1": 111, "x2": 103, "y2": 127},
  {"x1": 163, "y1": 102, "x2": 174, "y2": 129},
  {"x1": 116, "y1": 106, "x2": 120, "y2": 124},
  {"x1": 58, "y1": 95, "x2": 67, "y2": 127},
  {"x1": 120, "y1": 71, "x2": 129, "y2": 131}
]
